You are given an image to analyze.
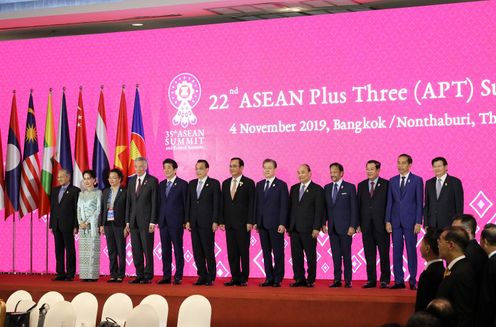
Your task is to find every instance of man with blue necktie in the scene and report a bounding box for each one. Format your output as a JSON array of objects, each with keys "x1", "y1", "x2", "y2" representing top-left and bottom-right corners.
[{"x1": 386, "y1": 154, "x2": 423, "y2": 290}]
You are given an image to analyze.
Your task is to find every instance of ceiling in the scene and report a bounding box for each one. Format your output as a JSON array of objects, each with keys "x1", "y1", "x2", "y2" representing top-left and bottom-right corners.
[{"x1": 0, "y1": 0, "x2": 482, "y2": 40}]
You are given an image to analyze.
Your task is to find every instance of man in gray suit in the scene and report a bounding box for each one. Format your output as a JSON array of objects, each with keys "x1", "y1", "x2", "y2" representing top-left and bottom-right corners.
[{"x1": 125, "y1": 157, "x2": 159, "y2": 284}]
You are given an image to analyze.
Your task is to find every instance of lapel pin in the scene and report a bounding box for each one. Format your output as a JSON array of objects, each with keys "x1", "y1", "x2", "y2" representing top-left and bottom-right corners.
[
  {"x1": 305, "y1": 189, "x2": 309, "y2": 193},
  {"x1": 239, "y1": 181, "x2": 244, "y2": 187},
  {"x1": 272, "y1": 184, "x2": 275, "y2": 187},
  {"x1": 377, "y1": 183, "x2": 381, "y2": 187},
  {"x1": 444, "y1": 183, "x2": 448, "y2": 186},
  {"x1": 174, "y1": 183, "x2": 177, "y2": 186},
  {"x1": 206, "y1": 184, "x2": 209, "y2": 187}
]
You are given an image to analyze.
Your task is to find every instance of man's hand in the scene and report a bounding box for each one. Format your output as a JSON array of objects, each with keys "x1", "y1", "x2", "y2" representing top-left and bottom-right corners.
[
  {"x1": 99, "y1": 226, "x2": 104, "y2": 235},
  {"x1": 356, "y1": 226, "x2": 361, "y2": 233},
  {"x1": 73, "y1": 228, "x2": 78, "y2": 235},
  {"x1": 149, "y1": 223, "x2": 155, "y2": 233},
  {"x1": 414, "y1": 223, "x2": 422, "y2": 234},
  {"x1": 386, "y1": 222, "x2": 392, "y2": 234},
  {"x1": 312, "y1": 229, "x2": 320, "y2": 239},
  {"x1": 277, "y1": 225, "x2": 286, "y2": 234},
  {"x1": 219, "y1": 224, "x2": 225, "y2": 231},
  {"x1": 185, "y1": 222, "x2": 191, "y2": 231},
  {"x1": 347, "y1": 227, "x2": 356, "y2": 236},
  {"x1": 213, "y1": 223, "x2": 219, "y2": 232},
  {"x1": 247, "y1": 224, "x2": 253, "y2": 232}
]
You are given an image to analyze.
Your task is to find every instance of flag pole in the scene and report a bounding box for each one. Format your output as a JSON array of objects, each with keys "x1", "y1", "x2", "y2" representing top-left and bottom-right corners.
[
  {"x1": 46, "y1": 213, "x2": 49, "y2": 274},
  {"x1": 12, "y1": 212, "x2": 16, "y2": 273},
  {"x1": 30, "y1": 212, "x2": 33, "y2": 273}
]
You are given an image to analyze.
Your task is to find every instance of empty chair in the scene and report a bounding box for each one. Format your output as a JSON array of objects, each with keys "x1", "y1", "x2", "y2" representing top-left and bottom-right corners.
[
  {"x1": 101, "y1": 293, "x2": 133, "y2": 326},
  {"x1": 31, "y1": 291, "x2": 65, "y2": 327},
  {"x1": 71, "y1": 292, "x2": 98, "y2": 327},
  {"x1": 177, "y1": 295, "x2": 211, "y2": 327},
  {"x1": 43, "y1": 300, "x2": 77, "y2": 327},
  {"x1": 6, "y1": 290, "x2": 32, "y2": 311},
  {"x1": 125, "y1": 304, "x2": 159, "y2": 327},
  {"x1": 141, "y1": 294, "x2": 169, "y2": 327}
]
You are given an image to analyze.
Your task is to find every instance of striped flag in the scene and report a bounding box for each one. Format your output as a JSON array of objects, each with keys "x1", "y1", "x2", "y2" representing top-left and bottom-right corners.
[
  {"x1": 0, "y1": 128, "x2": 5, "y2": 211},
  {"x1": 128, "y1": 86, "x2": 146, "y2": 177},
  {"x1": 19, "y1": 92, "x2": 41, "y2": 218},
  {"x1": 5, "y1": 92, "x2": 22, "y2": 220},
  {"x1": 39, "y1": 90, "x2": 56, "y2": 218},
  {"x1": 114, "y1": 87, "x2": 129, "y2": 185},
  {"x1": 73, "y1": 88, "x2": 89, "y2": 188},
  {"x1": 53, "y1": 90, "x2": 73, "y2": 186},
  {"x1": 92, "y1": 88, "x2": 110, "y2": 190}
]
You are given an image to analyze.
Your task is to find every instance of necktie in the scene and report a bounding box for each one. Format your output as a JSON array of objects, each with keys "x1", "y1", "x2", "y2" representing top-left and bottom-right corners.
[
  {"x1": 231, "y1": 178, "x2": 238, "y2": 200},
  {"x1": 369, "y1": 181, "x2": 375, "y2": 198},
  {"x1": 166, "y1": 181, "x2": 172, "y2": 198},
  {"x1": 58, "y1": 186, "x2": 66, "y2": 203},
  {"x1": 332, "y1": 183, "x2": 338, "y2": 203},
  {"x1": 196, "y1": 180, "x2": 203, "y2": 199},
  {"x1": 443, "y1": 267, "x2": 451, "y2": 278},
  {"x1": 299, "y1": 184, "x2": 305, "y2": 201},
  {"x1": 264, "y1": 180, "x2": 270, "y2": 199},
  {"x1": 436, "y1": 178, "x2": 443, "y2": 199},
  {"x1": 400, "y1": 176, "x2": 406, "y2": 195},
  {"x1": 136, "y1": 178, "x2": 142, "y2": 195}
]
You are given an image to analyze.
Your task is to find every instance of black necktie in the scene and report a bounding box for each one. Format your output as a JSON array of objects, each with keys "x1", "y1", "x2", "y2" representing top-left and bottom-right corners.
[
  {"x1": 136, "y1": 178, "x2": 142, "y2": 195},
  {"x1": 264, "y1": 180, "x2": 270, "y2": 199},
  {"x1": 400, "y1": 176, "x2": 406, "y2": 195}
]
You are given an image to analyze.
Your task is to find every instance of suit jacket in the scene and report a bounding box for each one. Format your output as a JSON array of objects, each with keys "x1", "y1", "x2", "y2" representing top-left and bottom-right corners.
[
  {"x1": 99, "y1": 187, "x2": 127, "y2": 227},
  {"x1": 437, "y1": 258, "x2": 477, "y2": 327},
  {"x1": 125, "y1": 174, "x2": 159, "y2": 229},
  {"x1": 415, "y1": 260, "x2": 445, "y2": 311},
  {"x1": 158, "y1": 177, "x2": 188, "y2": 229},
  {"x1": 185, "y1": 177, "x2": 221, "y2": 229},
  {"x1": 477, "y1": 254, "x2": 496, "y2": 327},
  {"x1": 220, "y1": 176, "x2": 256, "y2": 229},
  {"x1": 386, "y1": 173, "x2": 423, "y2": 228},
  {"x1": 50, "y1": 184, "x2": 81, "y2": 233},
  {"x1": 288, "y1": 181, "x2": 324, "y2": 233},
  {"x1": 424, "y1": 174, "x2": 464, "y2": 229},
  {"x1": 465, "y1": 239, "x2": 488, "y2": 277},
  {"x1": 255, "y1": 177, "x2": 289, "y2": 229},
  {"x1": 357, "y1": 177, "x2": 389, "y2": 234},
  {"x1": 324, "y1": 181, "x2": 358, "y2": 235}
]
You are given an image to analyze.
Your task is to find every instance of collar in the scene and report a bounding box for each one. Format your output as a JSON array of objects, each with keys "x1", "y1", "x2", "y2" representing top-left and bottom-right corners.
[
  {"x1": 436, "y1": 174, "x2": 447, "y2": 184},
  {"x1": 137, "y1": 172, "x2": 147, "y2": 181},
  {"x1": 447, "y1": 255, "x2": 466, "y2": 270},
  {"x1": 301, "y1": 180, "x2": 311, "y2": 188},
  {"x1": 266, "y1": 176, "x2": 276, "y2": 184},
  {"x1": 333, "y1": 179, "x2": 343, "y2": 189},
  {"x1": 489, "y1": 250, "x2": 496, "y2": 259},
  {"x1": 369, "y1": 177, "x2": 379, "y2": 185},
  {"x1": 400, "y1": 172, "x2": 410, "y2": 180},
  {"x1": 198, "y1": 176, "x2": 208, "y2": 184},
  {"x1": 231, "y1": 175, "x2": 243, "y2": 183},
  {"x1": 167, "y1": 176, "x2": 177, "y2": 184},
  {"x1": 425, "y1": 259, "x2": 443, "y2": 269}
]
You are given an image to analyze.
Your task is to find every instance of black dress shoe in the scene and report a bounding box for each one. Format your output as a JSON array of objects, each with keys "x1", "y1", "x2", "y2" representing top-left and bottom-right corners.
[
  {"x1": 273, "y1": 282, "x2": 281, "y2": 287},
  {"x1": 410, "y1": 284, "x2": 417, "y2": 290},
  {"x1": 193, "y1": 279, "x2": 206, "y2": 286},
  {"x1": 52, "y1": 276, "x2": 66, "y2": 281},
  {"x1": 344, "y1": 282, "x2": 352, "y2": 288},
  {"x1": 238, "y1": 281, "x2": 248, "y2": 287},
  {"x1": 380, "y1": 282, "x2": 389, "y2": 289},
  {"x1": 173, "y1": 279, "x2": 182, "y2": 285},
  {"x1": 362, "y1": 282, "x2": 377, "y2": 289},
  {"x1": 390, "y1": 283, "x2": 406, "y2": 289},
  {"x1": 260, "y1": 280, "x2": 273, "y2": 287},
  {"x1": 116, "y1": 278, "x2": 123, "y2": 283},
  {"x1": 129, "y1": 278, "x2": 142, "y2": 284},
  {"x1": 158, "y1": 278, "x2": 171, "y2": 284},
  {"x1": 289, "y1": 280, "x2": 306, "y2": 287},
  {"x1": 140, "y1": 279, "x2": 152, "y2": 284},
  {"x1": 205, "y1": 280, "x2": 213, "y2": 286},
  {"x1": 65, "y1": 277, "x2": 74, "y2": 281},
  {"x1": 306, "y1": 282, "x2": 315, "y2": 288},
  {"x1": 107, "y1": 278, "x2": 117, "y2": 283},
  {"x1": 329, "y1": 281, "x2": 342, "y2": 288},
  {"x1": 224, "y1": 280, "x2": 237, "y2": 286}
]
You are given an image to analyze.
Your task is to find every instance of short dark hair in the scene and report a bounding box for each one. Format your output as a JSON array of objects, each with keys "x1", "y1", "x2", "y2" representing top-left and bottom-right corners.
[
  {"x1": 300, "y1": 164, "x2": 311, "y2": 172},
  {"x1": 424, "y1": 228, "x2": 442, "y2": 256},
  {"x1": 366, "y1": 160, "x2": 381, "y2": 169},
  {"x1": 109, "y1": 168, "x2": 123, "y2": 180},
  {"x1": 398, "y1": 153, "x2": 413, "y2": 164},
  {"x1": 230, "y1": 157, "x2": 244, "y2": 167},
  {"x1": 431, "y1": 157, "x2": 448, "y2": 166},
  {"x1": 427, "y1": 298, "x2": 456, "y2": 327},
  {"x1": 197, "y1": 159, "x2": 209, "y2": 168},
  {"x1": 452, "y1": 214, "x2": 477, "y2": 237},
  {"x1": 442, "y1": 226, "x2": 470, "y2": 251},
  {"x1": 263, "y1": 158, "x2": 277, "y2": 168},
  {"x1": 163, "y1": 158, "x2": 178, "y2": 169},
  {"x1": 406, "y1": 312, "x2": 441, "y2": 327},
  {"x1": 481, "y1": 223, "x2": 496, "y2": 246},
  {"x1": 329, "y1": 162, "x2": 344, "y2": 172},
  {"x1": 82, "y1": 169, "x2": 96, "y2": 179}
]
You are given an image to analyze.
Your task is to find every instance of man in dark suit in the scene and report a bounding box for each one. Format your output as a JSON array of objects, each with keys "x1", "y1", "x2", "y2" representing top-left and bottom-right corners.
[
  {"x1": 125, "y1": 157, "x2": 159, "y2": 284},
  {"x1": 50, "y1": 169, "x2": 80, "y2": 281},
  {"x1": 185, "y1": 159, "x2": 221, "y2": 286},
  {"x1": 424, "y1": 157, "x2": 464, "y2": 230},
  {"x1": 220, "y1": 157, "x2": 255, "y2": 286},
  {"x1": 99, "y1": 168, "x2": 127, "y2": 282},
  {"x1": 415, "y1": 228, "x2": 444, "y2": 311},
  {"x1": 452, "y1": 214, "x2": 487, "y2": 278},
  {"x1": 255, "y1": 159, "x2": 289, "y2": 288},
  {"x1": 288, "y1": 164, "x2": 324, "y2": 288},
  {"x1": 476, "y1": 223, "x2": 496, "y2": 327},
  {"x1": 323, "y1": 162, "x2": 358, "y2": 288},
  {"x1": 386, "y1": 154, "x2": 423, "y2": 290},
  {"x1": 437, "y1": 226, "x2": 477, "y2": 327},
  {"x1": 357, "y1": 160, "x2": 390, "y2": 289},
  {"x1": 157, "y1": 158, "x2": 188, "y2": 285}
]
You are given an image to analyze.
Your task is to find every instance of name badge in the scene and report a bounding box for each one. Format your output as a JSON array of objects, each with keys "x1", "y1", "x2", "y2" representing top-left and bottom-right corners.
[{"x1": 107, "y1": 208, "x2": 115, "y2": 221}]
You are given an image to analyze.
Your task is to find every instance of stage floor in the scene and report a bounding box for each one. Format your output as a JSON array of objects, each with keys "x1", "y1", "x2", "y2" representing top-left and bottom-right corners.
[{"x1": 0, "y1": 275, "x2": 415, "y2": 327}]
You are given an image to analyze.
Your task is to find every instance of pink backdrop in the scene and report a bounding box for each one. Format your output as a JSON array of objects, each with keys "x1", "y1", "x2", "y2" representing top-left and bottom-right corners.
[{"x1": 0, "y1": 0, "x2": 496, "y2": 281}]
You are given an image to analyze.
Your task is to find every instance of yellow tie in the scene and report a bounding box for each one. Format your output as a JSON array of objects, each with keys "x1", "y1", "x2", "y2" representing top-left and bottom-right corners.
[{"x1": 231, "y1": 179, "x2": 238, "y2": 200}]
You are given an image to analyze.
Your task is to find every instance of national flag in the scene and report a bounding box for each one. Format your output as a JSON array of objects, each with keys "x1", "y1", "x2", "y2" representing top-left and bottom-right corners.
[
  {"x1": 53, "y1": 90, "x2": 73, "y2": 186},
  {"x1": 92, "y1": 88, "x2": 110, "y2": 190},
  {"x1": 0, "y1": 129, "x2": 5, "y2": 211},
  {"x1": 73, "y1": 88, "x2": 89, "y2": 188},
  {"x1": 114, "y1": 87, "x2": 129, "y2": 185},
  {"x1": 39, "y1": 90, "x2": 56, "y2": 218},
  {"x1": 128, "y1": 86, "x2": 146, "y2": 177},
  {"x1": 5, "y1": 92, "x2": 22, "y2": 220},
  {"x1": 19, "y1": 92, "x2": 41, "y2": 218}
]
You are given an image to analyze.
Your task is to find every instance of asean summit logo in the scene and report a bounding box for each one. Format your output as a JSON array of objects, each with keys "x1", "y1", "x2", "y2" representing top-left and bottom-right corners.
[{"x1": 168, "y1": 73, "x2": 202, "y2": 128}]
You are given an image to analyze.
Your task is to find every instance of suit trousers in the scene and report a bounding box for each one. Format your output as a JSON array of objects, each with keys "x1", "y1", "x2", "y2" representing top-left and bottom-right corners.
[
  {"x1": 259, "y1": 226, "x2": 285, "y2": 283},
  {"x1": 53, "y1": 229, "x2": 76, "y2": 278},
  {"x1": 362, "y1": 221, "x2": 391, "y2": 284},
  {"x1": 226, "y1": 228, "x2": 251, "y2": 282},
  {"x1": 159, "y1": 226, "x2": 184, "y2": 280},
  {"x1": 104, "y1": 224, "x2": 126, "y2": 279},
  {"x1": 130, "y1": 228, "x2": 155, "y2": 280},
  {"x1": 290, "y1": 231, "x2": 317, "y2": 283},
  {"x1": 330, "y1": 231, "x2": 353, "y2": 283},
  {"x1": 392, "y1": 226, "x2": 417, "y2": 285},
  {"x1": 191, "y1": 227, "x2": 216, "y2": 282}
]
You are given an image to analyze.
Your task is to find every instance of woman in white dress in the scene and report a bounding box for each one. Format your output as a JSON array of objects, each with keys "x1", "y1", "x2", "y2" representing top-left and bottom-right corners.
[{"x1": 78, "y1": 169, "x2": 102, "y2": 281}]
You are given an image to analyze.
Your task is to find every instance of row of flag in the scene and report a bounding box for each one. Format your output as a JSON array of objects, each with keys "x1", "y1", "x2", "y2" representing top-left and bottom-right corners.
[{"x1": 0, "y1": 86, "x2": 147, "y2": 220}]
